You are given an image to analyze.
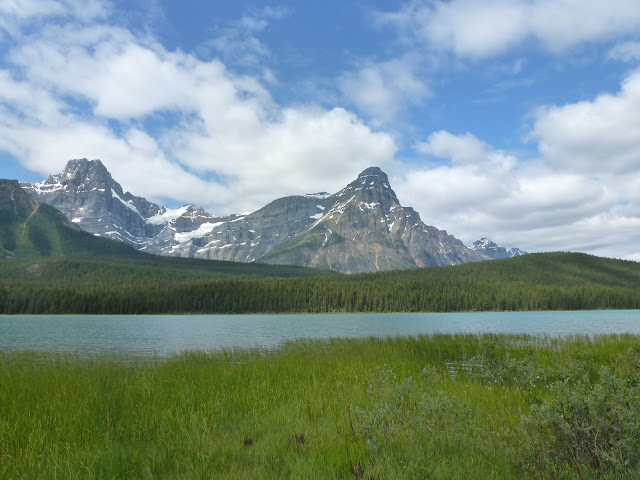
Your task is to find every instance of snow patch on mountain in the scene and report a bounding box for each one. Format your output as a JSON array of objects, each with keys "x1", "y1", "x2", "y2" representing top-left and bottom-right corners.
[
  {"x1": 305, "y1": 192, "x2": 331, "y2": 200},
  {"x1": 111, "y1": 189, "x2": 141, "y2": 215},
  {"x1": 146, "y1": 206, "x2": 190, "y2": 225},
  {"x1": 468, "y1": 237, "x2": 528, "y2": 259},
  {"x1": 174, "y1": 222, "x2": 225, "y2": 242}
]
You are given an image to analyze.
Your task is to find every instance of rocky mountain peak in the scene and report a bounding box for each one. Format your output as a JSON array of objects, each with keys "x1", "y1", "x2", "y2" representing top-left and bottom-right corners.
[
  {"x1": 357, "y1": 166, "x2": 388, "y2": 181},
  {"x1": 469, "y1": 237, "x2": 528, "y2": 259},
  {"x1": 334, "y1": 166, "x2": 398, "y2": 207},
  {"x1": 473, "y1": 238, "x2": 497, "y2": 249},
  {"x1": 18, "y1": 159, "x2": 525, "y2": 273},
  {"x1": 58, "y1": 158, "x2": 112, "y2": 187}
]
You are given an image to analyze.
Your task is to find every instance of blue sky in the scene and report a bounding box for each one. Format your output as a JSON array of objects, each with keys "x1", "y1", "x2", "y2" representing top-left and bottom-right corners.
[{"x1": 2, "y1": 0, "x2": 640, "y2": 260}]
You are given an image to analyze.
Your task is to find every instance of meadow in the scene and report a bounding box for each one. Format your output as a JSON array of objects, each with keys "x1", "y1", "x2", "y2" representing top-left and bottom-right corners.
[{"x1": 1, "y1": 334, "x2": 639, "y2": 479}]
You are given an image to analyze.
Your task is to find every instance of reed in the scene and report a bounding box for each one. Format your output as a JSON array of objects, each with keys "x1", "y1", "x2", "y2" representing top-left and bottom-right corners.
[{"x1": 1, "y1": 334, "x2": 639, "y2": 479}]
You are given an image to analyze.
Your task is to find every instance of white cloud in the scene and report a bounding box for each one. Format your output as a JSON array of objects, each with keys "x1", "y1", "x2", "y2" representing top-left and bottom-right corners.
[
  {"x1": 415, "y1": 130, "x2": 515, "y2": 169},
  {"x1": 530, "y1": 68, "x2": 640, "y2": 174},
  {"x1": 0, "y1": 0, "x2": 66, "y2": 18},
  {"x1": 608, "y1": 41, "x2": 640, "y2": 62},
  {"x1": 3, "y1": 0, "x2": 640, "y2": 261},
  {"x1": 394, "y1": 67, "x2": 640, "y2": 260},
  {"x1": 0, "y1": 70, "x2": 220, "y2": 205},
  {"x1": 168, "y1": 106, "x2": 396, "y2": 211},
  {"x1": 9, "y1": 24, "x2": 207, "y2": 120},
  {"x1": 376, "y1": 0, "x2": 640, "y2": 59},
  {"x1": 205, "y1": 5, "x2": 289, "y2": 67},
  {"x1": 339, "y1": 56, "x2": 430, "y2": 123},
  {"x1": 0, "y1": 0, "x2": 108, "y2": 29},
  {"x1": 0, "y1": 7, "x2": 396, "y2": 215},
  {"x1": 394, "y1": 129, "x2": 640, "y2": 259}
]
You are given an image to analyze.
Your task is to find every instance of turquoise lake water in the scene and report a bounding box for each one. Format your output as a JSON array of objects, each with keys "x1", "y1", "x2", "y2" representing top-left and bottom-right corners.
[{"x1": 1, "y1": 311, "x2": 639, "y2": 355}]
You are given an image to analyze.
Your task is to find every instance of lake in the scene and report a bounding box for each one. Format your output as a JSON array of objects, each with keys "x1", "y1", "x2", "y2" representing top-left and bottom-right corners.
[{"x1": 1, "y1": 311, "x2": 639, "y2": 356}]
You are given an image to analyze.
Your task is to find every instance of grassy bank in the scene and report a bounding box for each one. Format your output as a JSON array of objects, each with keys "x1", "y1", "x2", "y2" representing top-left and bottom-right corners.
[{"x1": 1, "y1": 334, "x2": 640, "y2": 479}]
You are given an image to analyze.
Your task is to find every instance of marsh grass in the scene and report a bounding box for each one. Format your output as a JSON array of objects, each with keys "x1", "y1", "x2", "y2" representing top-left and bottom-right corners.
[{"x1": 1, "y1": 334, "x2": 639, "y2": 479}]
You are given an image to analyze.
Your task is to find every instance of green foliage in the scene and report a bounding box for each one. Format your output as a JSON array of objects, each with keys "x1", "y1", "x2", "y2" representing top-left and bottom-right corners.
[
  {"x1": 0, "y1": 212, "x2": 17, "y2": 252},
  {"x1": 1, "y1": 252, "x2": 639, "y2": 314},
  {"x1": 522, "y1": 363, "x2": 640, "y2": 477}
]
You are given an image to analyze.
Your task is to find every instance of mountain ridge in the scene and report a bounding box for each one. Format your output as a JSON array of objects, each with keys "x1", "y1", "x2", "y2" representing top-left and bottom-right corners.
[
  {"x1": 0, "y1": 178, "x2": 142, "y2": 260},
  {"x1": 19, "y1": 159, "x2": 525, "y2": 273},
  {"x1": 468, "y1": 237, "x2": 527, "y2": 259}
]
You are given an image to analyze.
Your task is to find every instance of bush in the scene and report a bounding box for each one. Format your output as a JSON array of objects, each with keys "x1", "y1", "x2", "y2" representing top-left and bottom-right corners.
[{"x1": 522, "y1": 364, "x2": 640, "y2": 477}]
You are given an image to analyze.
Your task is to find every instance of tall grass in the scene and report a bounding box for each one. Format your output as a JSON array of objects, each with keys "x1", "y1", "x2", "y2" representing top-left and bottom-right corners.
[{"x1": 1, "y1": 334, "x2": 639, "y2": 479}]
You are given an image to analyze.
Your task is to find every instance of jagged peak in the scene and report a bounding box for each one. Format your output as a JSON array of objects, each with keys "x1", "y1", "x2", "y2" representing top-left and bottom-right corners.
[
  {"x1": 64, "y1": 158, "x2": 105, "y2": 169},
  {"x1": 472, "y1": 237, "x2": 498, "y2": 249},
  {"x1": 357, "y1": 166, "x2": 388, "y2": 181},
  {"x1": 334, "y1": 166, "x2": 397, "y2": 206},
  {"x1": 469, "y1": 237, "x2": 528, "y2": 258},
  {"x1": 57, "y1": 158, "x2": 113, "y2": 187}
]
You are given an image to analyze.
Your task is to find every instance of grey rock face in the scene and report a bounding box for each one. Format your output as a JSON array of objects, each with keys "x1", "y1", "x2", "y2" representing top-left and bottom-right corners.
[
  {"x1": 184, "y1": 194, "x2": 330, "y2": 262},
  {"x1": 20, "y1": 159, "x2": 331, "y2": 261},
  {"x1": 21, "y1": 159, "x2": 516, "y2": 273},
  {"x1": 468, "y1": 238, "x2": 528, "y2": 259},
  {"x1": 261, "y1": 167, "x2": 487, "y2": 272},
  {"x1": 21, "y1": 159, "x2": 162, "y2": 247}
]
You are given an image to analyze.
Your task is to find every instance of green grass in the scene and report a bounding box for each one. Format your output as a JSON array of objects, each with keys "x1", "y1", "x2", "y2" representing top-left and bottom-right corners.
[{"x1": 2, "y1": 334, "x2": 639, "y2": 479}]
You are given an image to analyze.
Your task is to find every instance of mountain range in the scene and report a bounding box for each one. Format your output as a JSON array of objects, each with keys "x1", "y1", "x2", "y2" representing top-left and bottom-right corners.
[
  {"x1": 0, "y1": 178, "x2": 140, "y2": 260},
  {"x1": 468, "y1": 237, "x2": 527, "y2": 259},
  {"x1": 16, "y1": 159, "x2": 526, "y2": 273}
]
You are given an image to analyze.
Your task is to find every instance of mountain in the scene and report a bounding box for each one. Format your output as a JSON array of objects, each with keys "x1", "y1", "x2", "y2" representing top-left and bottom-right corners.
[
  {"x1": 20, "y1": 159, "x2": 166, "y2": 248},
  {"x1": 0, "y1": 179, "x2": 139, "y2": 259},
  {"x1": 21, "y1": 159, "x2": 496, "y2": 273},
  {"x1": 1, "y1": 178, "x2": 339, "y2": 280},
  {"x1": 468, "y1": 237, "x2": 528, "y2": 259},
  {"x1": 260, "y1": 167, "x2": 484, "y2": 272}
]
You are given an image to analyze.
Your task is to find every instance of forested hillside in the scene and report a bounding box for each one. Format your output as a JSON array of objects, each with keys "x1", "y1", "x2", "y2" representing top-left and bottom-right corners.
[{"x1": 1, "y1": 252, "x2": 639, "y2": 314}]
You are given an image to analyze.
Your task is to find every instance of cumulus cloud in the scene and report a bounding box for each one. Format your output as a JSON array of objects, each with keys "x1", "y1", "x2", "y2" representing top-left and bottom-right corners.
[
  {"x1": 339, "y1": 56, "x2": 430, "y2": 124},
  {"x1": 376, "y1": 0, "x2": 640, "y2": 59},
  {"x1": 0, "y1": 4, "x2": 396, "y2": 215},
  {"x1": 530, "y1": 68, "x2": 640, "y2": 175},
  {"x1": 394, "y1": 69, "x2": 640, "y2": 260},
  {"x1": 415, "y1": 130, "x2": 515, "y2": 169},
  {"x1": 394, "y1": 130, "x2": 639, "y2": 259}
]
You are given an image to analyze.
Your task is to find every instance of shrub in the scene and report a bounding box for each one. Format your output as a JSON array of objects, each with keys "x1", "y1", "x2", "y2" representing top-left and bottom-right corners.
[{"x1": 522, "y1": 364, "x2": 640, "y2": 477}]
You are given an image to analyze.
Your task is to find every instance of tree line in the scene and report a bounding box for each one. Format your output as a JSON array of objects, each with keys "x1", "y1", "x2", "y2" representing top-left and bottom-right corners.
[{"x1": 1, "y1": 252, "x2": 639, "y2": 314}]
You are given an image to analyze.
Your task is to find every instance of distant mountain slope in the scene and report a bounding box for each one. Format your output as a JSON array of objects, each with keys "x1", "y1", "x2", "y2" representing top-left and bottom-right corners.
[
  {"x1": 21, "y1": 159, "x2": 501, "y2": 273},
  {"x1": 0, "y1": 179, "x2": 336, "y2": 278},
  {"x1": 20, "y1": 159, "x2": 167, "y2": 247},
  {"x1": 261, "y1": 167, "x2": 485, "y2": 272},
  {"x1": 0, "y1": 179, "x2": 138, "y2": 259},
  {"x1": 19, "y1": 159, "x2": 330, "y2": 261},
  {"x1": 468, "y1": 237, "x2": 527, "y2": 259}
]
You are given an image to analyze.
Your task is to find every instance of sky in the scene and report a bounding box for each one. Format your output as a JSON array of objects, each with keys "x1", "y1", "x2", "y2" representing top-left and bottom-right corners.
[{"x1": 1, "y1": 0, "x2": 640, "y2": 260}]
